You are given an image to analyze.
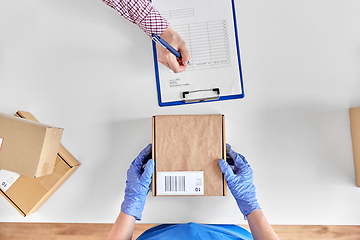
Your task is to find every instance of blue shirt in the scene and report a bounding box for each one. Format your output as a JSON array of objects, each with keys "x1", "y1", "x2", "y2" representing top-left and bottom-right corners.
[{"x1": 137, "y1": 222, "x2": 253, "y2": 240}]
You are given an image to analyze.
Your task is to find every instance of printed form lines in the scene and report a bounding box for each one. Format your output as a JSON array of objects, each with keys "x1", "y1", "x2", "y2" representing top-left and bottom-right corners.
[
  {"x1": 175, "y1": 20, "x2": 231, "y2": 71},
  {"x1": 162, "y1": 8, "x2": 194, "y2": 19}
]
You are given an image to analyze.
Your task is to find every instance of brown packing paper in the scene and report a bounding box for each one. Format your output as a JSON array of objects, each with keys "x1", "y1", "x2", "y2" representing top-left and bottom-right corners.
[{"x1": 153, "y1": 114, "x2": 226, "y2": 196}]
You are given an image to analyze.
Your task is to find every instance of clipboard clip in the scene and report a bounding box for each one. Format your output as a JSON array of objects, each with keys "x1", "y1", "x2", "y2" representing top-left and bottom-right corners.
[{"x1": 182, "y1": 88, "x2": 220, "y2": 103}]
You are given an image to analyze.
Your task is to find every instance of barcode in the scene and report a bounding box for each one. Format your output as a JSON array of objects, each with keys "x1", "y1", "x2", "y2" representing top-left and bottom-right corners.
[{"x1": 165, "y1": 176, "x2": 185, "y2": 192}]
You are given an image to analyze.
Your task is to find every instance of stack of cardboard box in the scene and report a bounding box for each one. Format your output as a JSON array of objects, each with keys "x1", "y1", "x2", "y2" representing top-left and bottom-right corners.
[{"x1": 0, "y1": 111, "x2": 80, "y2": 216}]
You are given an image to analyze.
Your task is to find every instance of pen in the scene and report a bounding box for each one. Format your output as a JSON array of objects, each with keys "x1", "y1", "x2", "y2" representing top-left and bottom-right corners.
[{"x1": 152, "y1": 33, "x2": 182, "y2": 60}]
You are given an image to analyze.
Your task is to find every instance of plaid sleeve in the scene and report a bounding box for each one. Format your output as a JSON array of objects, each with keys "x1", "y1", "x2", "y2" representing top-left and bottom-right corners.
[{"x1": 102, "y1": 0, "x2": 170, "y2": 37}]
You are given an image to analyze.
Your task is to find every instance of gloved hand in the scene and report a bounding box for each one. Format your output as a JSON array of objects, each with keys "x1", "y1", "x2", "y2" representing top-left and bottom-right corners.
[
  {"x1": 218, "y1": 144, "x2": 261, "y2": 219},
  {"x1": 121, "y1": 144, "x2": 154, "y2": 221}
]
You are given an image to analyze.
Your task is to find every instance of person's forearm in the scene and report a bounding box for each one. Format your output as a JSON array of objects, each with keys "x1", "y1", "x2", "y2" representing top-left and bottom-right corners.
[
  {"x1": 107, "y1": 211, "x2": 136, "y2": 240},
  {"x1": 247, "y1": 209, "x2": 279, "y2": 240},
  {"x1": 102, "y1": 0, "x2": 169, "y2": 37}
]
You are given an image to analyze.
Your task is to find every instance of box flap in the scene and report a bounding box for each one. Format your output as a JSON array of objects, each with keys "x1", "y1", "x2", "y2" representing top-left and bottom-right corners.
[
  {"x1": 0, "y1": 189, "x2": 26, "y2": 216},
  {"x1": 15, "y1": 111, "x2": 39, "y2": 122},
  {"x1": 58, "y1": 145, "x2": 80, "y2": 167}
]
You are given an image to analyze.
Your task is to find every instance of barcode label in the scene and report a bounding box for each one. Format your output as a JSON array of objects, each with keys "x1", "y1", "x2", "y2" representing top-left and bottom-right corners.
[
  {"x1": 165, "y1": 175, "x2": 185, "y2": 192},
  {"x1": 157, "y1": 171, "x2": 204, "y2": 195},
  {"x1": 0, "y1": 169, "x2": 20, "y2": 192}
]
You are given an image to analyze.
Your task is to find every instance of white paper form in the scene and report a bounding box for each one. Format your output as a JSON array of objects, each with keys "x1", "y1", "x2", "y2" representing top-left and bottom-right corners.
[{"x1": 152, "y1": 0, "x2": 243, "y2": 105}]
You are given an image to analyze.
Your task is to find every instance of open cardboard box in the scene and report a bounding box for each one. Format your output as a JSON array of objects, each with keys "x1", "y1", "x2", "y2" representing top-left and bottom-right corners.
[
  {"x1": 0, "y1": 111, "x2": 80, "y2": 216},
  {"x1": 152, "y1": 114, "x2": 226, "y2": 196}
]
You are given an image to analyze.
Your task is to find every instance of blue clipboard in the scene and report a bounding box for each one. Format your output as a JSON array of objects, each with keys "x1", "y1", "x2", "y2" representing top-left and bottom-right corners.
[{"x1": 152, "y1": 0, "x2": 244, "y2": 107}]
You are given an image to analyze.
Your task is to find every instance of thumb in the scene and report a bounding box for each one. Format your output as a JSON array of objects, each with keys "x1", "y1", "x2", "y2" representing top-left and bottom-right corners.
[
  {"x1": 218, "y1": 159, "x2": 234, "y2": 181},
  {"x1": 179, "y1": 46, "x2": 191, "y2": 65},
  {"x1": 140, "y1": 159, "x2": 154, "y2": 185}
]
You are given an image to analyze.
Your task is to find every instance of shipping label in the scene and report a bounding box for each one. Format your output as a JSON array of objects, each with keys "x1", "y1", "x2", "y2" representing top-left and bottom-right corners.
[
  {"x1": 0, "y1": 169, "x2": 20, "y2": 192},
  {"x1": 157, "y1": 171, "x2": 204, "y2": 195}
]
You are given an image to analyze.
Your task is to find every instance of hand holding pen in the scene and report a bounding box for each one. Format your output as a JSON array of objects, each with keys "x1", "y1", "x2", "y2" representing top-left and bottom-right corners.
[{"x1": 153, "y1": 26, "x2": 191, "y2": 73}]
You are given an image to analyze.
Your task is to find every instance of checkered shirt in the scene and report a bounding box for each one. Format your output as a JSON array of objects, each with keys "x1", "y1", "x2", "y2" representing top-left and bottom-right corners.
[{"x1": 102, "y1": 0, "x2": 170, "y2": 37}]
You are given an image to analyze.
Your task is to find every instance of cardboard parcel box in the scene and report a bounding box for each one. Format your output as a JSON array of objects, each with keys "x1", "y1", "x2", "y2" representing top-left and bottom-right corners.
[
  {"x1": 0, "y1": 112, "x2": 63, "y2": 178},
  {"x1": 350, "y1": 107, "x2": 360, "y2": 187},
  {"x1": 0, "y1": 111, "x2": 80, "y2": 216},
  {"x1": 152, "y1": 114, "x2": 226, "y2": 196}
]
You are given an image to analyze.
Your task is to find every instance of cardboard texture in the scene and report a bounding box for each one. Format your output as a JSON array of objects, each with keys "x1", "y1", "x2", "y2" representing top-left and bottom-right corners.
[
  {"x1": 152, "y1": 114, "x2": 226, "y2": 196},
  {"x1": 350, "y1": 107, "x2": 360, "y2": 187},
  {"x1": 0, "y1": 112, "x2": 63, "y2": 177},
  {"x1": 0, "y1": 111, "x2": 80, "y2": 216}
]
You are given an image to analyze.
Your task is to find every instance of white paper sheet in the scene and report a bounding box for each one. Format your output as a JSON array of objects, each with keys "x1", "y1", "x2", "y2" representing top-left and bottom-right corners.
[{"x1": 152, "y1": 0, "x2": 243, "y2": 103}]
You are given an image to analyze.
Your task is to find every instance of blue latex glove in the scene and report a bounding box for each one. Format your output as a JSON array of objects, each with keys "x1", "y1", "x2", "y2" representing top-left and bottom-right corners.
[
  {"x1": 218, "y1": 144, "x2": 261, "y2": 219},
  {"x1": 121, "y1": 144, "x2": 154, "y2": 221}
]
